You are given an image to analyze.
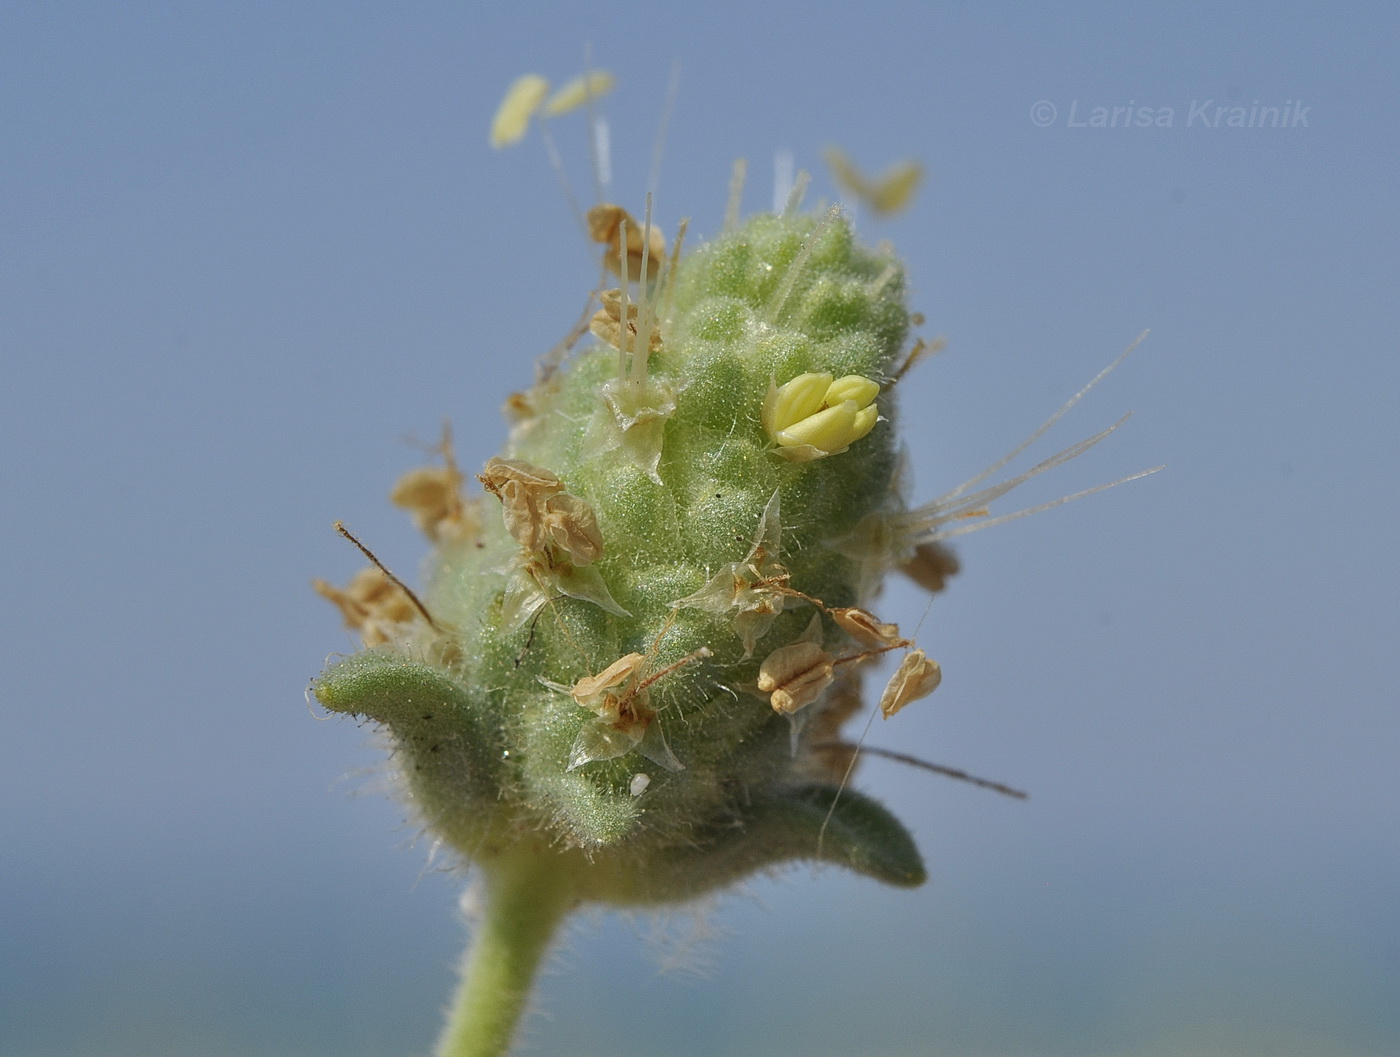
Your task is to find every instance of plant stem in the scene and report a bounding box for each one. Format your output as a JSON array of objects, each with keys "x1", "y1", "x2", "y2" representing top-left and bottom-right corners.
[{"x1": 435, "y1": 854, "x2": 577, "y2": 1057}]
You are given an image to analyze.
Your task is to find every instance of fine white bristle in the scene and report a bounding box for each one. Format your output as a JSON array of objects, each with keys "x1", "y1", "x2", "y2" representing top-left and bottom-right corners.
[
  {"x1": 773, "y1": 149, "x2": 794, "y2": 213},
  {"x1": 593, "y1": 117, "x2": 611, "y2": 191},
  {"x1": 782, "y1": 169, "x2": 810, "y2": 217},
  {"x1": 648, "y1": 62, "x2": 682, "y2": 200},
  {"x1": 767, "y1": 202, "x2": 839, "y2": 325},
  {"x1": 723, "y1": 158, "x2": 747, "y2": 232}
]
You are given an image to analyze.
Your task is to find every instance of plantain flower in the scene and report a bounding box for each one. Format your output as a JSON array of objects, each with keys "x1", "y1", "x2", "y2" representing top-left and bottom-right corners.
[{"x1": 762, "y1": 371, "x2": 881, "y2": 460}]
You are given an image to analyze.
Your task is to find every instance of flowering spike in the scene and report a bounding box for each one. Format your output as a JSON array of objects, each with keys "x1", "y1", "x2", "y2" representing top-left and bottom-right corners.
[{"x1": 312, "y1": 84, "x2": 1149, "y2": 1057}]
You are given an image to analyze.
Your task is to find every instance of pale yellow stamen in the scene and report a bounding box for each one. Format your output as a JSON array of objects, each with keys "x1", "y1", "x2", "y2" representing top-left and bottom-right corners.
[
  {"x1": 762, "y1": 372, "x2": 881, "y2": 459},
  {"x1": 543, "y1": 70, "x2": 616, "y2": 117},
  {"x1": 490, "y1": 75, "x2": 550, "y2": 149}
]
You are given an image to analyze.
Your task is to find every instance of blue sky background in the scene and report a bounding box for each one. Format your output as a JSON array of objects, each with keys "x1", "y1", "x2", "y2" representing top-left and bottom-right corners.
[{"x1": 3, "y1": 2, "x2": 1398, "y2": 1055}]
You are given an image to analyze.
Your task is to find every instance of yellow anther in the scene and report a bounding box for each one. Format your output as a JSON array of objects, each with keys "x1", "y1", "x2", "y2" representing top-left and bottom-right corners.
[
  {"x1": 543, "y1": 71, "x2": 616, "y2": 117},
  {"x1": 825, "y1": 374, "x2": 881, "y2": 407},
  {"x1": 764, "y1": 372, "x2": 833, "y2": 428},
  {"x1": 824, "y1": 146, "x2": 924, "y2": 216},
  {"x1": 762, "y1": 372, "x2": 881, "y2": 459},
  {"x1": 490, "y1": 75, "x2": 550, "y2": 149}
]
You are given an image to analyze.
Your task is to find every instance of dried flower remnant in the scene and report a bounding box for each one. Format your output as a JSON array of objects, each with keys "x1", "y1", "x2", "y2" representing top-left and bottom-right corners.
[
  {"x1": 477, "y1": 456, "x2": 624, "y2": 625},
  {"x1": 675, "y1": 491, "x2": 791, "y2": 657},
  {"x1": 588, "y1": 202, "x2": 667, "y2": 284},
  {"x1": 831, "y1": 606, "x2": 907, "y2": 648},
  {"x1": 589, "y1": 288, "x2": 664, "y2": 353},
  {"x1": 879, "y1": 649, "x2": 943, "y2": 719},
  {"x1": 312, "y1": 567, "x2": 418, "y2": 647},
  {"x1": 555, "y1": 652, "x2": 662, "y2": 770},
  {"x1": 899, "y1": 540, "x2": 961, "y2": 594},
  {"x1": 544, "y1": 646, "x2": 709, "y2": 772},
  {"x1": 391, "y1": 435, "x2": 480, "y2": 546},
  {"x1": 477, "y1": 457, "x2": 605, "y2": 566}
]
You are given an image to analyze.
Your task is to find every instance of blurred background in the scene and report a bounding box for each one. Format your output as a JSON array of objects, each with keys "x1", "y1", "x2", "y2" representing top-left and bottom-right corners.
[{"x1": 3, "y1": 2, "x2": 1397, "y2": 1055}]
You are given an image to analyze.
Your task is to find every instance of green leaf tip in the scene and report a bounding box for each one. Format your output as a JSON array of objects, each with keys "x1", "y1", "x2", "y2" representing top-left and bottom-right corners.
[
  {"x1": 312, "y1": 650, "x2": 474, "y2": 725},
  {"x1": 773, "y1": 784, "x2": 927, "y2": 887},
  {"x1": 707, "y1": 784, "x2": 927, "y2": 889},
  {"x1": 312, "y1": 651, "x2": 506, "y2": 818}
]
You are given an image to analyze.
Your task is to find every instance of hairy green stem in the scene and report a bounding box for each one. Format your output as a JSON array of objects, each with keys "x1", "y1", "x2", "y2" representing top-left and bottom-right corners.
[{"x1": 435, "y1": 855, "x2": 577, "y2": 1057}]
